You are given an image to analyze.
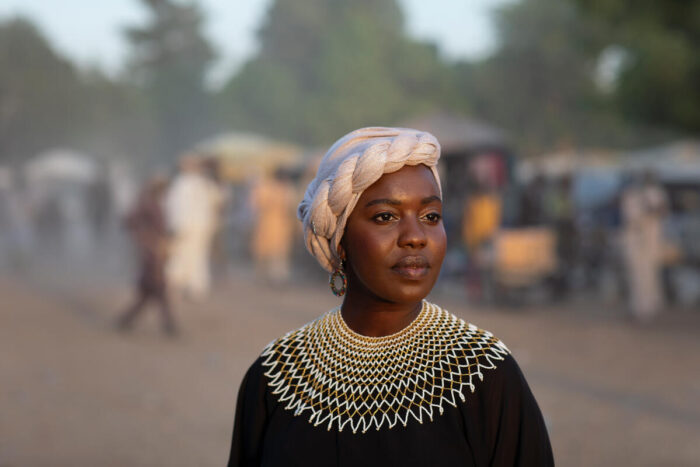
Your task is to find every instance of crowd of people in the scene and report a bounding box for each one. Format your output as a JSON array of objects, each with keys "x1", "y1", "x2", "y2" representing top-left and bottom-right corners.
[
  {"x1": 457, "y1": 162, "x2": 690, "y2": 322},
  {"x1": 116, "y1": 155, "x2": 302, "y2": 335},
  {"x1": 0, "y1": 156, "x2": 133, "y2": 270},
  {"x1": 0, "y1": 151, "x2": 302, "y2": 335},
  {"x1": 1, "y1": 147, "x2": 695, "y2": 332}
]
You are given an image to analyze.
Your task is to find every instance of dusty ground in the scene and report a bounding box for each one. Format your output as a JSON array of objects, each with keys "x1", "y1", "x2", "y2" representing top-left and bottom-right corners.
[{"x1": 1, "y1": 264, "x2": 700, "y2": 467}]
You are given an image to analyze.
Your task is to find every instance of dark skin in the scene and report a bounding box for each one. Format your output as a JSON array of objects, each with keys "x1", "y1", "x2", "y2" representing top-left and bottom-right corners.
[{"x1": 339, "y1": 164, "x2": 447, "y2": 337}]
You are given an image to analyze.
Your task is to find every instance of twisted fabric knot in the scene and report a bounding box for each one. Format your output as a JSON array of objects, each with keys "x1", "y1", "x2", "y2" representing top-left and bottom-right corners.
[{"x1": 298, "y1": 127, "x2": 441, "y2": 272}]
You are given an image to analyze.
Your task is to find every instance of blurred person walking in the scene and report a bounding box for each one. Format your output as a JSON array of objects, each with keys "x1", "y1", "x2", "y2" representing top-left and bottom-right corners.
[
  {"x1": 165, "y1": 156, "x2": 225, "y2": 300},
  {"x1": 621, "y1": 171, "x2": 669, "y2": 321},
  {"x1": 249, "y1": 169, "x2": 295, "y2": 284},
  {"x1": 87, "y1": 171, "x2": 112, "y2": 244},
  {"x1": 0, "y1": 169, "x2": 34, "y2": 270},
  {"x1": 203, "y1": 157, "x2": 231, "y2": 282},
  {"x1": 462, "y1": 182, "x2": 502, "y2": 302},
  {"x1": 519, "y1": 173, "x2": 546, "y2": 226},
  {"x1": 547, "y1": 175, "x2": 578, "y2": 299},
  {"x1": 117, "y1": 176, "x2": 177, "y2": 335}
]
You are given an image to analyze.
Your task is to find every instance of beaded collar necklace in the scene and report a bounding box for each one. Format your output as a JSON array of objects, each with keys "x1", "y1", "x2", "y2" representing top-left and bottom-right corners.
[{"x1": 261, "y1": 300, "x2": 509, "y2": 434}]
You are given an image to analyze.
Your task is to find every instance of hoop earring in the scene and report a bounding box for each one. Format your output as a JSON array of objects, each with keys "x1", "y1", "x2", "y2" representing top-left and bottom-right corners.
[{"x1": 329, "y1": 267, "x2": 347, "y2": 297}]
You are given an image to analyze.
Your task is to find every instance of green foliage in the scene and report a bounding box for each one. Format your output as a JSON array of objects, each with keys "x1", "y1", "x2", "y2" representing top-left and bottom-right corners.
[
  {"x1": 125, "y1": 0, "x2": 216, "y2": 160},
  {"x1": 0, "y1": 18, "x2": 86, "y2": 162},
  {"x1": 217, "y1": 0, "x2": 459, "y2": 145},
  {"x1": 3, "y1": 0, "x2": 694, "y2": 167},
  {"x1": 0, "y1": 16, "x2": 160, "y2": 165},
  {"x1": 455, "y1": 0, "x2": 682, "y2": 156},
  {"x1": 455, "y1": 0, "x2": 606, "y2": 155},
  {"x1": 575, "y1": 0, "x2": 700, "y2": 133},
  {"x1": 75, "y1": 70, "x2": 159, "y2": 163}
]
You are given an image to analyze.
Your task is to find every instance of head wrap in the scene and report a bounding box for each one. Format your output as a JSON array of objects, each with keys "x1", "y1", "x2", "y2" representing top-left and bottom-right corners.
[{"x1": 298, "y1": 126, "x2": 441, "y2": 272}]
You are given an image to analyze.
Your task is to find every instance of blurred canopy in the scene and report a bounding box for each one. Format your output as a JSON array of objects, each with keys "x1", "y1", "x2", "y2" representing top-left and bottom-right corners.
[
  {"x1": 217, "y1": 0, "x2": 459, "y2": 146},
  {"x1": 0, "y1": 18, "x2": 157, "y2": 165},
  {"x1": 0, "y1": 18, "x2": 87, "y2": 162},
  {"x1": 125, "y1": 0, "x2": 216, "y2": 162},
  {"x1": 574, "y1": 0, "x2": 700, "y2": 134},
  {"x1": 0, "y1": 0, "x2": 697, "y2": 166},
  {"x1": 459, "y1": 0, "x2": 608, "y2": 155}
]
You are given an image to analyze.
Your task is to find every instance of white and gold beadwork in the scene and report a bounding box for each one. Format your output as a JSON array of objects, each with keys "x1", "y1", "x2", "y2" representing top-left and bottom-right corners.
[{"x1": 261, "y1": 301, "x2": 510, "y2": 434}]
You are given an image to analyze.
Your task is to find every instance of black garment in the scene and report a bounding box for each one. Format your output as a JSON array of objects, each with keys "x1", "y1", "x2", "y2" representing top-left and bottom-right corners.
[{"x1": 228, "y1": 303, "x2": 553, "y2": 466}]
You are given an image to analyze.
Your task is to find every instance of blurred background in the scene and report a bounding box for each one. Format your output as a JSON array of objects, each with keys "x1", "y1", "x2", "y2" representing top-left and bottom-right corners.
[{"x1": 0, "y1": 0, "x2": 699, "y2": 465}]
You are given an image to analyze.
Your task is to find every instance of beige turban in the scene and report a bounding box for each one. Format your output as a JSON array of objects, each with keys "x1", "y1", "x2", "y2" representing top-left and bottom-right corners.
[{"x1": 298, "y1": 127, "x2": 442, "y2": 273}]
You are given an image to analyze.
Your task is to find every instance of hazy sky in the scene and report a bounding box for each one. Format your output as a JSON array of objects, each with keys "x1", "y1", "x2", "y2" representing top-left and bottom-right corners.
[{"x1": 0, "y1": 0, "x2": 512, "y2": 87}]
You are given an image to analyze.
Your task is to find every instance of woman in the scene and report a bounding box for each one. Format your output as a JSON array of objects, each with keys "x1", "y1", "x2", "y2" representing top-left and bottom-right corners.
[{"x1": 228, "y1": 127, "x2": 553, "y2": 466}]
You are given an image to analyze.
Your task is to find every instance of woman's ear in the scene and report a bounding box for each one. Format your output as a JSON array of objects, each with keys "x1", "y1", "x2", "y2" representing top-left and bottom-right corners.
[{"x1": 337, "y1": 243, "x2": 347, "y2": 263}]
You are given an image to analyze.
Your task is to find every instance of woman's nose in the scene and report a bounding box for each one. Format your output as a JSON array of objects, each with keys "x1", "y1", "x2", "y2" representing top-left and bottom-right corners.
[{"x1": 397, "y1": 216, "x2": 427, "y2": 248}]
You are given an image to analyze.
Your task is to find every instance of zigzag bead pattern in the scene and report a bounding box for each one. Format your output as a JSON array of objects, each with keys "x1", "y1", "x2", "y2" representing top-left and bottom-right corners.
[{"x1": 261, "y1": 301, "x2": 510, "y2": 434}]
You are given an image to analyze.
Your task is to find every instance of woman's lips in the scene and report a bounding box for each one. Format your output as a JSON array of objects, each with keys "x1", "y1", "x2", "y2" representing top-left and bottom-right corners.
[{"x1": 392, "y1": 256, "x2": 430, "y2": 279}]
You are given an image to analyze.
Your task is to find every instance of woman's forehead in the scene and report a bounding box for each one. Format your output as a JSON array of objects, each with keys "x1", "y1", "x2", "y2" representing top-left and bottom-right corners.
[{"x1": 360, "y1": 165, "x2": 441, "y2": 201}]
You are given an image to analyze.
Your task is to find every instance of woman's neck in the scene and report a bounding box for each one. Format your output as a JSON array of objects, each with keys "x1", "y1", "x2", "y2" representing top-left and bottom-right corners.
[{"x1": 340, "y1": 293, "x2": 423, "y2": 337}]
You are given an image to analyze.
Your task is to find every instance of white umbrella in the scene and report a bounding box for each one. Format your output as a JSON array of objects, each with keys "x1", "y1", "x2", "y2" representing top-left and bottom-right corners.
[{"x1": 24, "y1": 149, "x2": 97, "y2": 184}]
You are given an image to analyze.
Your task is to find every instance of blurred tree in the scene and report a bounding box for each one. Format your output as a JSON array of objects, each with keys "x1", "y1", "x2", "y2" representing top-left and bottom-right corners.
[
  {"x1": 77, "y1": 70, "x2": 159, "y2": 165},
  {"x1": 125, "y1": 0, "x2": 216, "y2": 161},
  {"x1": 456, "y1": 0, "x2": 613, "y2": 155},
  {"x1": 456, "y1": 0, "x2": 678, "y2": 156},
  {"x1": 574, "y1": 0, "x2": 700, "y2": 133},
  {"x1": 217, "y1": 0, "x2": 458, "y2": 145},
  {"x1": 0, "y1": 18, "x2": 87, "y2": 162}
]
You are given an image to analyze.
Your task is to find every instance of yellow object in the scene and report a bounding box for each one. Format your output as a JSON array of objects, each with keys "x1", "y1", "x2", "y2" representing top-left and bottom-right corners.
[
  {"x1": 463, "y1": 194, "x2": 502, "y2": 249},
  {"x1": 494, "y1": 228, "x2": 558, "y2": 286}
]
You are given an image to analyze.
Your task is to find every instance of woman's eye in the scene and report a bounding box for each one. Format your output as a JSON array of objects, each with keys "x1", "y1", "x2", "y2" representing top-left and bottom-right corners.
[
  {"x1": 372, "y1": 212, "x2": 396, "y2": 223},
  {"x1": 424, "y1": 212, "x2": 442, "y2": 223}
]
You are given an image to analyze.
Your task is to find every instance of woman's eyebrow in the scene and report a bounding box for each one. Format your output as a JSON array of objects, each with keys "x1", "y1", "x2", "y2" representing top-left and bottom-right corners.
[
  {"x1": 421, "y1": 195, "x2": 442, "y2": 204},
  {"x1": 365, "y1": 198, "x2": 401, "y2": 207},
  {"x1": 364, "y1": 195, "x2": 441, "y2": 208}
]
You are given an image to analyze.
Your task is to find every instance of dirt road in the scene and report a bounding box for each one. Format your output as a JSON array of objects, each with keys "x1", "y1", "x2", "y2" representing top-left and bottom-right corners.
[{"x1": 1, "y1": 267, "x2": 699, "y2": 466}]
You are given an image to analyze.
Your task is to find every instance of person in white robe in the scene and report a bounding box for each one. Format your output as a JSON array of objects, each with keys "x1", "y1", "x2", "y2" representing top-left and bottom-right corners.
[
  {"x1": 621, "y1": 171, "x2": 669, "y2": 321},
  {"x1": 165, "y1": 157, "x2": 224, "y2": 300}
]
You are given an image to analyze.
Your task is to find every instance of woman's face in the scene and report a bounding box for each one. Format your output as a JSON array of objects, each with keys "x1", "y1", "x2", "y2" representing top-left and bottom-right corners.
[{"x1": 341, "y1": 164, "x2": 446, "y2": 305}]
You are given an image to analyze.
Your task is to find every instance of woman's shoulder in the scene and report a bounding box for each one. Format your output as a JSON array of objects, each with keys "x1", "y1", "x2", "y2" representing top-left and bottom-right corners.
[
  {"x1": 259, "y1": 310, "x2": 332, "y2": 356},
  {"x1": 432, "y1": 304, "x2": 536, "y2": 395},
  {"x1": 430, "y1": 301, "x2": 510, "y2": 351},
  {"x1": 426, "y1": 301, "x2": 513, "y2": 387}
]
